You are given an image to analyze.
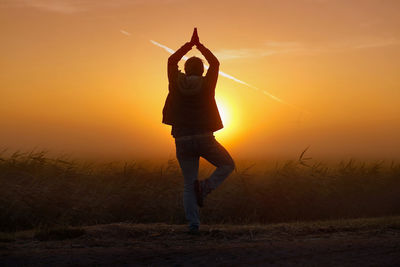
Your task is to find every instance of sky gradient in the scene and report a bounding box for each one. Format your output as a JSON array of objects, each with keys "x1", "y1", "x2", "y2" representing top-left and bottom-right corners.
[{"x1": 1, "y1": 0, "x2": 400, "y2": 160}]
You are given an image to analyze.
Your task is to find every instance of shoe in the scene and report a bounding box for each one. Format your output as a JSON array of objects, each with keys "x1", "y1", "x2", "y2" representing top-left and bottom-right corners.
[{"x1": 194, "y1": 180, "x2": 204, "y2": 207}]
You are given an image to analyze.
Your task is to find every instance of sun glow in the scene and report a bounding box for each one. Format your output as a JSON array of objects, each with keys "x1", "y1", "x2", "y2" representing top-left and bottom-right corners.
[
  {"x1": 217, "y1": 99, "x2": 230, "y2": 127},
  {"x1": 214, "y1": 95, "x2": 239, "y2": 143}
]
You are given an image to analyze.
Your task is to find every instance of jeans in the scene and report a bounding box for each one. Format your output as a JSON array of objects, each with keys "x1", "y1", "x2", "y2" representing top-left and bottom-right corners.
[{"x1": 175, "y1": 134, "x2": 235, "y2": 230}]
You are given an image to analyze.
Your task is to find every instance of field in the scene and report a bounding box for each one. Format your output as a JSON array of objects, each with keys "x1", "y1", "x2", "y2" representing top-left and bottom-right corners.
[{"x1": 1, "y1": 150, "x2": 400, "y2": 231}]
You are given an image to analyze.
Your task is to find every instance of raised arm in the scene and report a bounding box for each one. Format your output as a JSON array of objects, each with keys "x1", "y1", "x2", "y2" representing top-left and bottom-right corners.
[
  {"x1": 196, "y1": 43, "x2": 219, "y2": 68},
  {"x1": 191, "y1": 27, "x2": 220, "y2": 71},
  {"x1": 167, "y1": 42, "x2": 192, "y2": 83},
  {"x1": 196, "y1": 43, "x2": 219, "y2": 90}
]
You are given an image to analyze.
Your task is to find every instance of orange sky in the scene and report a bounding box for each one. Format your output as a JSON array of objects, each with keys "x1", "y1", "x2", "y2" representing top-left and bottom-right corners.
[{"x1": 1, "y1": 0, "x2": 400, "y2": 160}]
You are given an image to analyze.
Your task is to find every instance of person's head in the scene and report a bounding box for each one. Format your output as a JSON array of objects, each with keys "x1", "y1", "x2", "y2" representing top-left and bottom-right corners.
[{"x1": 184, "y1": 56, "x2": 204, "y2": 76}]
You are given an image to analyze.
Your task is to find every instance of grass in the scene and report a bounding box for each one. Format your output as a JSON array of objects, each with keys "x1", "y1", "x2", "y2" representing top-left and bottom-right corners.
[{"x1": 0, "y1": 150, "x2": 400, "y2": 232}]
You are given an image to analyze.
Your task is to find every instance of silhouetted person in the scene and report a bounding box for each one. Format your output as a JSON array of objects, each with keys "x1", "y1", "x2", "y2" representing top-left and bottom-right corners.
[{"x1": 162, "y1": 28, "x2": 235, "y2": 234}]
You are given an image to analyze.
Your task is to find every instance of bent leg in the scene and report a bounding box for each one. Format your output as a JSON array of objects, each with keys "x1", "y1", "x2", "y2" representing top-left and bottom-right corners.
[
  {"x1": 175, "y1": 140, "x2": 200, "y2": 230},
  {"x1": 199, "y1": 137, "x2": 235, "y2": 193}
]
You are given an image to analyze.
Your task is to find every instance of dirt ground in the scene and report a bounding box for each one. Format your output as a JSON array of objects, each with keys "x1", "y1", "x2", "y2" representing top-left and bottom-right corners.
[{"x1": 1, "y1": 217, "x2": 400, "y2": 266}]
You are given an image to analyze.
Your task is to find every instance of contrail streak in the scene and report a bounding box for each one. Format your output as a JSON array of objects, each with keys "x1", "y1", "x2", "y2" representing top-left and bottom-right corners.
[
  {"x1": 150, "y1": 40, "x2": 289, "y2": 105},
  {"x1": 120, "y1": 29, "x2": 131, "y2": 36}
]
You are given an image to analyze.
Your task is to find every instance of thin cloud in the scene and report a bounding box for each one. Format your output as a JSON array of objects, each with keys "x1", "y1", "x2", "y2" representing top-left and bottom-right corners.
[
  {"x1": 354, "y1": 39, "x2": 400, "y2": 49},
  {"x1": 214, "y1": 49, "x2": 279, "y2": 60},
  {"x1": 2, "y1": 0, "x2": 174, "y2": 14},
  {"x1": 264, "y1": 41, "x2": 302, "y2": 48},
  {"x1": 214, "y1": 42, "x2": 305, "y2": 60},
  {"x1": 213, "y1": 37, "x2": 400, "y2": 60},
  {"x1": 120, "y1": 29, "x2": 131, "y2": 36},
  {"x1": 4, "y1": 0, "x2": 88, "y2": 13}
]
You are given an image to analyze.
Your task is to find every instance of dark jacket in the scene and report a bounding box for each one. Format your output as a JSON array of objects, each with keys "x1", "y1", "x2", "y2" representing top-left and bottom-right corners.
[{"x1": 162, "y1": 42, "x2": 223, "y2": 133}]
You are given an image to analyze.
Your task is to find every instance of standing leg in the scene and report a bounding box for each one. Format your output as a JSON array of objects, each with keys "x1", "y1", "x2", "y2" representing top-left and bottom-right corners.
[
  {"x1": 175, "y1": 139, "x2": 200, "y2": 230},
  {"x1": 199, "y1": 136, "x2": 235, "y2": 195}
]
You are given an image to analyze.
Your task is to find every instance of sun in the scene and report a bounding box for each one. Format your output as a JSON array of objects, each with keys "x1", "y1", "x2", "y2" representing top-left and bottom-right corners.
[
  {"x1": 214, "y1": 95, "x2": 239, "y2": 142},
  {"x1": 216, "y1": 99, "x2": 230, "y2": 127}
]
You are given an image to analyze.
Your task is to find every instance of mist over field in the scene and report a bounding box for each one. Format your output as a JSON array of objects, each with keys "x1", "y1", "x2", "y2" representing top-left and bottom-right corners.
[{"x1": 1, "y1": 150, "x2": 399, "y2": 232}]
